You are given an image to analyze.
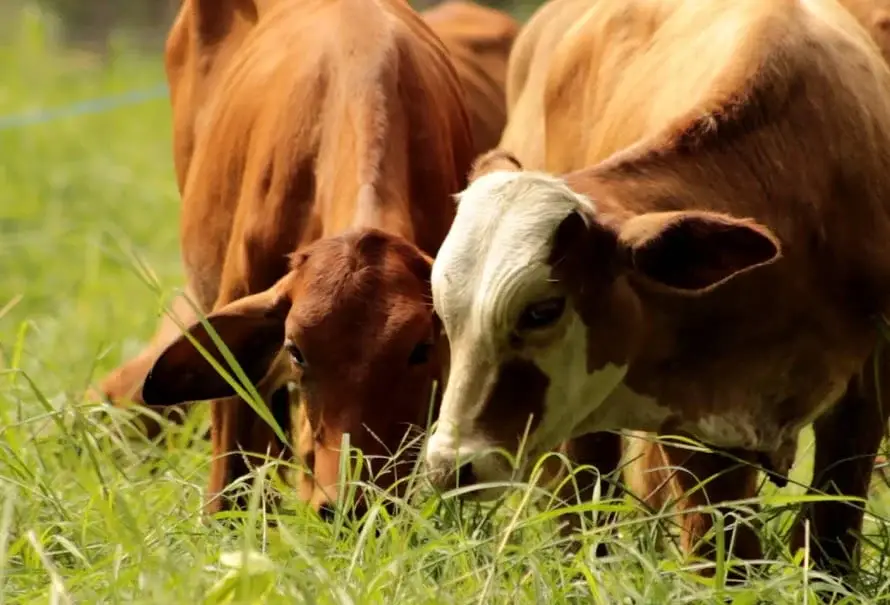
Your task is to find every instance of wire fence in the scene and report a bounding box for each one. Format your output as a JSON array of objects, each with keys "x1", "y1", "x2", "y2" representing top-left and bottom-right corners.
[
  {"x1": 0, "y1": 0, "x2": 540, "y2": 132},
  {"x1": 4, "y1": 0, "x2": 537, "y2": 57},
  {"x1": 0, "y1": 84, "x2": 168, "y2": 132}
]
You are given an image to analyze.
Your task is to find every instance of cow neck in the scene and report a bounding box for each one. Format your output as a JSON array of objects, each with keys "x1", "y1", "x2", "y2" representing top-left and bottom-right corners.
[
  {"x1": 347, "y1": 180, "x2": 416, "y2": 244},
  {"x1": 563, "y1": 157, "x2": 783, "y2": 380}
]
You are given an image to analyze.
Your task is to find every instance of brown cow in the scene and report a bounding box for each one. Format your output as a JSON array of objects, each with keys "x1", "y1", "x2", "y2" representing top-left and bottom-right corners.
[
  {"x1": 424, "y1": 0, "x2": 890, "y2": 580},
  {"x1": 422, "y1": 1, "x2": 519, "y2": 156},
  {"x1": 96, "y1": 0, "x2": 475, "y2": 517},
  {"x1": 96, "y1": 0, "x2": 516, "y2": 434}
]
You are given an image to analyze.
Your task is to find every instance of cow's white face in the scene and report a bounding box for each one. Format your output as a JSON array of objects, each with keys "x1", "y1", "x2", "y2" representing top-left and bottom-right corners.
[
  {"x1": 424, "y1": 162, "x2": 784, "y2": 499},
  {"x1": 425, "y1": 170, "x2": 629, "y2": 498}
]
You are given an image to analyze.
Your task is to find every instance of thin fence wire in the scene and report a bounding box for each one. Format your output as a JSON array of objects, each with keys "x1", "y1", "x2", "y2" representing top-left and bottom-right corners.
[{"x1": 0, "y1": 83, "x2": 168, "y2": 132}]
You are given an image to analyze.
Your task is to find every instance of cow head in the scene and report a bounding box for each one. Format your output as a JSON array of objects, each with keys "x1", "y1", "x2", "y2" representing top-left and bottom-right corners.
[
  {"x1": 141, "y1": 229, "x2": 443, "y2": 517},
  {"x1": 424, "y1": 150, "x2": 782, "y2": 498}
]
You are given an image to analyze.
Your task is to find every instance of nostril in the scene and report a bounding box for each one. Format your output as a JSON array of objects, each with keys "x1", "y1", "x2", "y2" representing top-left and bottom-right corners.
[
  {"x1": 455, "y1": 461, "x2": 477, "y2": 487},
  {"x1": 317, "y1": 502, "x2": 337, "y2": 522}
]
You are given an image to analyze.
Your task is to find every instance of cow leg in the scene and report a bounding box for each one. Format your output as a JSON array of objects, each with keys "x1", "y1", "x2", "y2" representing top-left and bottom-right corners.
[
  {"x1": 202, "y1": 274, "x2": 296, "y2": 513},
  {"x1": 206, "y1": 385, "x2": 290, "y2": 514},
  {"x1": 93, "y1": 289, "x2": 201, "y2": 440},
  {"x1": 623, "y1": 433, "x2": 675, "y2": 509},
  {"x1": 622, "y1": 433, "x2": 678, "y2": 550},
  {"x1": 654, "y1": 443, "x2": 762, "y2": 578},
  {"x1": 199, "y1": 210, "x2": 303, "y2": 514},
  {"x1": 554, "y1": 431, "x2": 624, "y2": 556},
  {"x1": 791, "y1": 352, "x2": 890, "y2": 578}
]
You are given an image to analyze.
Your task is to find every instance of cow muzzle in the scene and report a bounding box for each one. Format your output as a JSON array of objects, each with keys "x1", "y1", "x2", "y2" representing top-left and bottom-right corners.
[{"x1": 424, "y1": 429, "x2": 515, "y2": 500}]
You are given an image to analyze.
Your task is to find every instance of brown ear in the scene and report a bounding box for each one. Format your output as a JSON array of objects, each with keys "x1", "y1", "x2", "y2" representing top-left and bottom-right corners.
[
  {"x1": 548, "y1": 206, "x2": 622, "y2": 285},
  {"x1": 618, "y1": 211, "x2": 781, "y2": 293},
  {"x1": 468, "y1": 149, "x2": 523, "y2": 183},
  {"x1": 141, "y1": 278, "x2": 292, "y2": 406},
  {"x1": 191, "y1": 0, "x2": 276, "y2": 45}
]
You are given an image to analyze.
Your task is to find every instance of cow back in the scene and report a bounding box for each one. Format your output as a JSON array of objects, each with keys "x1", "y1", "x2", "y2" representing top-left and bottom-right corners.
[
  {"x1": 423, "y1": 1, "x2": 519, "y2": 155},
  {"x1": 167, "y1": 0, "x2": 475, "y2": 310}
]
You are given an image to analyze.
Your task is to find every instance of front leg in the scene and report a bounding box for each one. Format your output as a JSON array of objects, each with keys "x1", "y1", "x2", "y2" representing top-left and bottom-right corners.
[
  {"x1": 552, "y1": 431, "x2": 624, "y2": 556},
  {"x1": 672, "y1": 446, "x2": 763, "y2": 568},
  {"x1": 791, "y1": 353, "x2": 890, "y2": 579},
  {"x1": 202, "y1": 213, "x2": 302, "y2": 514},
  {"x1": 630, "y1": 439, "x2": 763, "y2": 578},
  {"x1": 206, "y1": 384, "x2": 291, "y2": 514}
]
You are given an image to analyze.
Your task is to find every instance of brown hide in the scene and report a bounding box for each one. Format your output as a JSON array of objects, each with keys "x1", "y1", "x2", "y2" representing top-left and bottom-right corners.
[
  {"x1": 423, "y1": 1, "x2": 518, "y2": 155},
  {"x1": 96, "y1": 0, "x2": 475, "y2": 517}
]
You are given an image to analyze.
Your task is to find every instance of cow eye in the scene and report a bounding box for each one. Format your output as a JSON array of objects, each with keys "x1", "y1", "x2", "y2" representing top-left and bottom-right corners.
[
  {"x1": 408, "y1": 341, "x2": 433, "y2": 365},
  {"x1": 517, "y1": 297, "x2": 566, "y2": 331},
  {"x1": 285, "y1": 342, "x2": 306, "y2": 367}
]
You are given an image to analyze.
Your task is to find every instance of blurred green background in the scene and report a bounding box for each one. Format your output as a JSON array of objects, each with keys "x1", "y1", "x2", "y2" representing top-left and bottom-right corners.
[{"x1": 3, "y1": 0, "x2": 542, "y2": 59}]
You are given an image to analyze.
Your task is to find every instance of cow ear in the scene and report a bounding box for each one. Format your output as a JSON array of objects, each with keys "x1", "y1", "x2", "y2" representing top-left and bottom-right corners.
[
  {"x1": 141, "y1": 279, "x2": 292, "y2": 406},
  {"x1": 467, "y1": 148, "x2": 523, "y2": 183},
  {"x1": 191, "y1": 0, "x2": 271, "y2": 45},
  {"x1": 618, "y1": 211, "x2": 781, "y2": 293},
  {"x1": 549, "y1": 206, "x2": 621, "y2": 282}
]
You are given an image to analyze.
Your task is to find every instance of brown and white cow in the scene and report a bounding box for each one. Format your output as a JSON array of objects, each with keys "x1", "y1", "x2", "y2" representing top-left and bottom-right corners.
[
  {"x1": 422, "y1": 1, "x2": 518, "y2": 156},
  {"x1": 501, "y1": 0, "x2": 890, "y2": 571},
  {"x1": 425, "y1": 0, "x2": 890, "y2": 578},
  {"x1": 96, "y1": 0, "x2": 476, "y2": 517}
]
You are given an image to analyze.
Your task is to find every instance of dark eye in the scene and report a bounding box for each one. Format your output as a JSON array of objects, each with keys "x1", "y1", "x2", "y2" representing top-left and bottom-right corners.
[
  {"x1": 408, "y1": 341, "x2": 433, "y2": 366},
  {"x1": 285, "y1": 342, "x2": 306, "y2": 367},
  {"x1": 517, "y1": 297, "x2": 567, "y2": 332}
]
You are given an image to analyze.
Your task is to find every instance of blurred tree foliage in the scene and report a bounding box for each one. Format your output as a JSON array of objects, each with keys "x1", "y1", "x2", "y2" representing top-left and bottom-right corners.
[
  {"x1": 26, "y1": 0, "x2": 542, "y2": 56},
  {"x1": 34, "y1": 0, "x2": 179, "y2": 53}
]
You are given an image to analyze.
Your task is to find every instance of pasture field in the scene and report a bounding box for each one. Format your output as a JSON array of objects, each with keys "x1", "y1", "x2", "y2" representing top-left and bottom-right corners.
[{"x1": 3, "y1": 8, "x2": 890, "y2": 604}]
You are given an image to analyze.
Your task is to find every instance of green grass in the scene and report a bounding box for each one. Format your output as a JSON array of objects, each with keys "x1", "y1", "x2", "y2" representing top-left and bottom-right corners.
[{"x1": 3, "y1": 6, "x2": 890, "y2": 604}]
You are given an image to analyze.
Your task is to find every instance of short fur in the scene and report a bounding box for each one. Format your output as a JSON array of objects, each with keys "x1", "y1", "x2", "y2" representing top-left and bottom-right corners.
[
  {"x1": 95, "y1": 0, "x2": 475, "y2": 516},
  {"x1": 427, "y1": 0, "x2": 890, "y2": 579},
  {"x1": 422, "y1": 1, "x2": 519, "y2": 155},
  {"x1": 839, "y1": 0, "x2": 890, "y2": 64}
]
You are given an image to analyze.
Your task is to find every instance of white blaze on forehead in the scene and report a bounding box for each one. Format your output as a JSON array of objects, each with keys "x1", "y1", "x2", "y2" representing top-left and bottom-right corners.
[
  {"x1": 428, "y1": 169, "x2": 598, "y2": 456},
  {"x1": 431, "y1": 169, "x2": 594, "y2": 332}
]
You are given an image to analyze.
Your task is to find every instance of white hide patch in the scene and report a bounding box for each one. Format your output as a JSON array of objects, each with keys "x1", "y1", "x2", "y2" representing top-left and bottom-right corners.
[
  {"x1": 431, "y1": 169, "x2": 594, "y2": 331},
  {"x1": 525, "y1": 309, "x2": 630, "y2": 454},
  {"x1": 577, "y1": 381, "x2": 670, "y2": 437},
  {"x1": 692, "y1": 412, "x2": 762, "y2": 450}
]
